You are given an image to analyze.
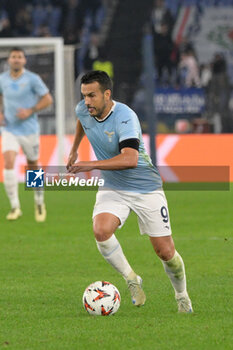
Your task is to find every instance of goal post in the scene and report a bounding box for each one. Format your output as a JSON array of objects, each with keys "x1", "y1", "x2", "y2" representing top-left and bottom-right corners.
[{"x1": 0, "y1": 37, "x2": 65, "y2": 165}]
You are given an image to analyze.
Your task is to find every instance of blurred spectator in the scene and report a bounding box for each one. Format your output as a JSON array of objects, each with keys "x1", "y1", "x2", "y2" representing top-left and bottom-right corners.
[
  {"x1": 83, "y1": 32, "x2": 100, "y2": 71},
  {"x1": 179, "y1": 49, "x2": 200, "y2": 87},
  {"x1": 48, "y1": 1, "x2": 63, "y2": 36},
  {"x1": 83, "y1": 0, "x2": 104, "y2": 32},
  {"x1": 83, "y1": 34, "x2": 114, "y2": 79},
  {"x1": 31, "y1": 3, "x2": 49, "y2": 36},
  {"x1": 0, "y1": 0, "x2": 106, "y2": 42},
  {"x1": 153, "y1": 23, "x2": 174, "y2": 85},
  {"x1": 3, "y1": 0, "x2": 25, "y2": 31},
  {"x1": 93, "y1": 47, "x2": 114, "y2": 79},
  {"x1": 13, "y1": 7, "x2": 32, "y2": 37},
  {"x1": 151, "y1": 0, "x2": 174, "y2": 35},
  {"x1": 62, "y1": 0, "x2": 84, "y2": 44},
  {"x1": 0, "y1": 6, "x2": 12, "y2": 37},
  {"x1": 208, "y1": 53, "x2": 232, "y2": 133},
  {"x1": 212, "y1": 53, "x2": 227, "y2": 75}
]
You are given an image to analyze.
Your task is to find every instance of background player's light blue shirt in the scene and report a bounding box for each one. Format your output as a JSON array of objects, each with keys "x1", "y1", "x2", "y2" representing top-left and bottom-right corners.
[
  {"x1": 0, "y1": 69, "x2": 49, "y2": 135},
  {"x1": 76, "y1": 99, "x2": 162, "y2": 193}
]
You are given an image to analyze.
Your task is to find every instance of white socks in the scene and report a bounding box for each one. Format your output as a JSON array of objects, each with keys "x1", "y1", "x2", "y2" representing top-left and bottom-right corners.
[
  {"x1": 96, "y1": 234, "x2": 132, "y2": 279},
  {"x1": 34, "y1": 188, "x2": 44, "y2": 205},
  {"x1": 96, "y1": 237, "x2": 187, "y2": 297},
  {"x1": 161, "y1": 250, "x2": 187, "y2": 296},
  {"x1": 3, "y1": 169, "x2": 20, "y2": 209}
]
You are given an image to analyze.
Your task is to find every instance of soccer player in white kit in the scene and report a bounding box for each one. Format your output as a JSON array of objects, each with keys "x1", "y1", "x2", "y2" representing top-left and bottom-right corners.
[
  {"x1": 67, "y1": 71, "x2": 193, "y2": 313},
  {"x1": 0, "y1": 47, "x2": 53, "y2": 221}
]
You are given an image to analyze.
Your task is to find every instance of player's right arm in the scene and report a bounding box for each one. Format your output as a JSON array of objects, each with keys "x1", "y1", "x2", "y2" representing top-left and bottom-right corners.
[{"x1": 66, "y1": 119, "x2": 85, "y2": 170}]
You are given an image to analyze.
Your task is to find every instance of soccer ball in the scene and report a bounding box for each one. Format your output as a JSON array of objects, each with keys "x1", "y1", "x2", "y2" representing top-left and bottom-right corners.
[{"x1": 82, "y1": 281, "x2": 121, "y2": 316}]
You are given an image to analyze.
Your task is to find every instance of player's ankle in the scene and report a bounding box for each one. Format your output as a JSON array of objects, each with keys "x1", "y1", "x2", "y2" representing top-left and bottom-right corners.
[
  {"x1": 125, "y1": 270, "x2": 137, "y2": 280},
  {"x1": 175, "y1": 290, "x2": 188, "y2": 299}
]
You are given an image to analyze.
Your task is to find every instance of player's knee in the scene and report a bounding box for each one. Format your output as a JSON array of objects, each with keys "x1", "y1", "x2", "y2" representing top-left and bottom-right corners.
[
  {"x1": 27, "y1": 160, "x2": 38, "y2": 169},
  {"x1": 4, "y1": 162, "x2": 14, "y2": 169},
  {"x1": 156, "y1": 245, "x2": 175, "y2": 261},
  {"x1": 93, "y1": 224, "x2": 112, "y2": 242},
  {"x1": 3, "y1": 156, "x2": 15, "y2": 169}
]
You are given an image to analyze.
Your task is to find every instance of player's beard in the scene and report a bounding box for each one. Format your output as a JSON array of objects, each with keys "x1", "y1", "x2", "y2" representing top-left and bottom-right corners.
[
  {"x1": 11, "y1": 64, "x2": 23, "y2": 73},
  {"x1": 12, "y1": 68, "x2": 21, "y2": 72},
  {"x1": 90, "y1": 101, "x2": 107, "y2": 119},
  {"x1": 95, "y1": 108, "x2": 105, "y2": 119}
]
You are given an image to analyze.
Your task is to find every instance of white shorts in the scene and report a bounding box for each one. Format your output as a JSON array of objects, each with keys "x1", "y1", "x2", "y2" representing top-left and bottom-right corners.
[
  {"x1": 93, "y1": 188, "x2": 172, "y2": 237},
  {"x1": 1, "y1": 130, "x2": 40, "y2": 161}
]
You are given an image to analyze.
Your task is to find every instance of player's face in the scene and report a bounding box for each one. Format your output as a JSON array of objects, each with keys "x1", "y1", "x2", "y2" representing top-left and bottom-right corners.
[
  {"x1": 8, "y1": 51, "x2": 26, "y2": 72},
  {"x1": 81, "y1": 82, "x2": 111, "y2": 119}
]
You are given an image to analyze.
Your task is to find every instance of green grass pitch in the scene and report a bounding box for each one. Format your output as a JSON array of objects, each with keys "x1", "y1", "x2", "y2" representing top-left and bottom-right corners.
[{"x1": 0, "y1": 184, "x2": 232, "y2": 350}]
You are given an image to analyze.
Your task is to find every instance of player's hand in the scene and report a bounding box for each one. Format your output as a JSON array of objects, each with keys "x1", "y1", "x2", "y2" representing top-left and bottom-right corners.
[
  {"x1": 0, "y1": 112, "x2": 5, "y2": 126},
  {"x1": 66, "y1": 150, "x2": 78, "y2": 171},
  {"x1": 16, "y1": 108, "x2": 33, "y2": 120},
  {"x1": 68, "y1": 161, "x2": 94, "y2": 173}
]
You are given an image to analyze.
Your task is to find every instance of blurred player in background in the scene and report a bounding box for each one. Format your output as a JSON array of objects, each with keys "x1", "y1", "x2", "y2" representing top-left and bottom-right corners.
[
  {"x1": 67, "y1": 70, "x2": 193, "y2": 313},
  {"x1": 0, "y1": 47, "x2": 53, "y2": 221}
]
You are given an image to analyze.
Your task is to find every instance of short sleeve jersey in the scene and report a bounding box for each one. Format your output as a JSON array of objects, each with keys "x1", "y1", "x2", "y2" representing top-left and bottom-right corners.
[
  {"x1": 0, "y1": 69, "x2": 49, "y2": 135},
  {"x1": 75, "y1": 100, "x2": 162, "y2": 193}
]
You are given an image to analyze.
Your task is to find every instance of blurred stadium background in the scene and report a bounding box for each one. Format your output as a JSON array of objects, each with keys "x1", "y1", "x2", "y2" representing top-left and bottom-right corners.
[
  {"x1": 0, "y1": 0, "x2": 233, "y2": 180},
  {"x1": 0, "y1": 2, "x2": 232, "y2": 349}
]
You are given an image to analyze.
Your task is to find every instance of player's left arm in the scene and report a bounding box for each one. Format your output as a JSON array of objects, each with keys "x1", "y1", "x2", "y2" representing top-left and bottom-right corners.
[{"x1": 16, "y1": 93, "x2": 53, "y2": 120}]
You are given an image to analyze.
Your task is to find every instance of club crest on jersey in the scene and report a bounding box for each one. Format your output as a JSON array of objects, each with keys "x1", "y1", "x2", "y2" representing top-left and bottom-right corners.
[{"x1": 104, "y1": 131, "x2": 115, "y2": 142}]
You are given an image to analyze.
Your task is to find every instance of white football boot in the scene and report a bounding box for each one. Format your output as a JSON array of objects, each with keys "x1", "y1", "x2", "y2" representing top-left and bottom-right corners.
[
  {"x1": 35, "y1": 203, "x2": 46, "y2": 222},
  {"x1": 126, "y1": 271, "x2": 146, "y2": 306},
  {"x1": 176, "y1": 292, "x2": 193, "y2": 313},
  {"x1": 6, "y1": 208, "x2": 22, "y2": 221}
]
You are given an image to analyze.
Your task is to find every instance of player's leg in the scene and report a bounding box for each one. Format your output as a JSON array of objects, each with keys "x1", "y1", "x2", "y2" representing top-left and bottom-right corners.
[
  {"x1": 135, "y1": 189, "x2": 193, "y2": 312},
  {"x1": 3, "y1": 151, "x2": 22, "y2": 220},
  {"x1": 93, "y1": 189, "x2": 146, "y2": 306},
  {"x1": 19, "y1": 133, "x2": 46, "y2": 222},
  {"x1": 149, "y1": 235, "x2": 192, "y2": 312},
  {"x1": 94, "y1": 213, "x2": 132, "y2": 277},
  {"x1": 93, "y1": 213, "x2": 146, "y2": 306},
  {"x1": 2, "y1": 131, "x2": 22, "y2": 220},
  {"x1": 27, "y1": 159, "x2": 46, "y2": 222}
]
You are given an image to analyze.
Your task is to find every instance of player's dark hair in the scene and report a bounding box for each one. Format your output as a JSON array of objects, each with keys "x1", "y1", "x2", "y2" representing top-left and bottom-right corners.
[
  {"x1": 8, "y1": 47, "x2": 25, "y2": 57},
  {"x1": 81, "y1": 70, "x2": 113, "y2": 95}
]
